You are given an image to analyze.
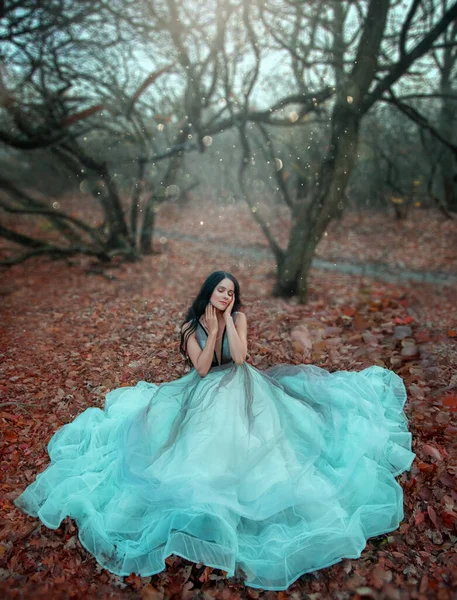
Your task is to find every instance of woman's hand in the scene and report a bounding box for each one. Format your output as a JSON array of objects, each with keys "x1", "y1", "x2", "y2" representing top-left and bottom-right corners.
[
  {"x1": 223, "y1": 294, "x2": 235, "y2": 322},
  {"x1": 205, "y1": 303, "x2": 219, "y2": 335}
]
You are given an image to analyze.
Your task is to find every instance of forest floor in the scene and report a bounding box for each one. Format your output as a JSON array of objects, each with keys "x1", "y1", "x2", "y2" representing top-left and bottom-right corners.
[{"x1": 0, "y1": 198, "x2": 456, "y2": 600}]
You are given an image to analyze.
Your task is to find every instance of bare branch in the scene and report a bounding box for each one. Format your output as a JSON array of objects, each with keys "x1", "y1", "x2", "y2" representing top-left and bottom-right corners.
[
  {"x1": 383, "y1": 91, "x2": 457, "y2": 159},
  {"x1": 256, "y1": 123, "x2": 294, "y2": 210},
  {"x1": 399, "y1": 0, "x2": 422, "y2": 58},
  {"x1": 0, "y1": 242, "x2": 113, "y2": 267},
  {"x1": 363, "y1": 1, "x2": 457, "y2": 113},
  {"x1": 236, "y1": 121, "x2": 284, "y2": 264}
]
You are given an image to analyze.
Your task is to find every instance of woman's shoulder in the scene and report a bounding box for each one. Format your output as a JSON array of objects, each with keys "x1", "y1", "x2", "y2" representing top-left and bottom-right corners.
[{"x1": 182, "y1": 320, "x2": 197, "y2": 334}]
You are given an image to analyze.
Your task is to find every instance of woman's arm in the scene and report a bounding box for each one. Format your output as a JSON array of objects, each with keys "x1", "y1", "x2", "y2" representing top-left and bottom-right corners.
[
  {"x1": 225, "y1": 312, "x2": 248, "y2": 364},
  {"x1": 184, "y1": 324, "x2": 217, "y2": 377}
]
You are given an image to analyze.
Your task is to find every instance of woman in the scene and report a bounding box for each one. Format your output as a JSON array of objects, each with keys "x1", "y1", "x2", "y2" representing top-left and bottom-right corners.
[{"x1": 14, "y1": 270, "x2": 416, "y2": 591}]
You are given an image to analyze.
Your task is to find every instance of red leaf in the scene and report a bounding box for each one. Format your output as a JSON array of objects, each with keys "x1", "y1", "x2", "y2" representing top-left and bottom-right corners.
[
  {"x1": 125, "y1": 573, "x2": 143, "y2": 590},
  {"x1": 198, "y1": 566, "x2": 212, "y2": 583},
  {"x1": 417, "y1": 461, "x2": 436, "y2": 473},
  {"x1": 415, "y1": 330, "x2": 430, "y2": 343},
  {"x1": 415, "y1": 511, "x2": 425, "y2": 526},
  {"x1": 442, "y1": 394, "x2": 457, "y2": 409},
  {"x1": 442, "y1": 511, "x2": 457, "y2": 528},
  {"x1": 439, "y1": 472, "x2": 456, "y2": 487},
  {"x1": 0, "y1": 412, "x2": 19, "y2": 422},
  {"x1": 427, "y1": 505, "x2": 439, "y2": 529}
]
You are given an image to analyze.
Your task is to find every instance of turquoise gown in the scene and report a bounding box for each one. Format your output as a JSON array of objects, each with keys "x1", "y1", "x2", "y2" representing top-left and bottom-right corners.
[{"x1": 14, "y1": 311, "x2": 416, "y2": 591}]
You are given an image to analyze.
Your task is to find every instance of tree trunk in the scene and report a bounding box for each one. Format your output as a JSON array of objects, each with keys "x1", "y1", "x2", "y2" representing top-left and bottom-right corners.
[
  {"x1": 138, "y1": 126, "x2": 190, "y2": 254},
  {"x1": 439, "y1": 36, "x2": 457, "y2": 212},
  {"x1": 273, "y1": 104, "x2": 361, "y2": 303},
  {"x1": 272, "y1": 0, "x2": 391, "y2": 303},
  {"x1": 272, "y1": 196, "x2": 310, "y2": 297},
  {"x1": 100, "y1": 165, "x2": 135, "y2": 253},
  {"x1": 140, "y1": 195, "x2": 157, "y2": 255},
  {"x1": 130, "y1": 159, "x2": 146, "y2": 244}
]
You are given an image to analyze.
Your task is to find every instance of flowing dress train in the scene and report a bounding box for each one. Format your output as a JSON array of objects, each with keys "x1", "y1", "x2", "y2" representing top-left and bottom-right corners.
[{"x1": 14, "y1": 311, "x2": 416, "y2": 590}]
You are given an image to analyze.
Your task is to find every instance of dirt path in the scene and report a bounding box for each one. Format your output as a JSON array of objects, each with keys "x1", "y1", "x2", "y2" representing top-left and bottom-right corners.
[{"x1": 154, "y1": 227, "x2": 457, "y2": 286}]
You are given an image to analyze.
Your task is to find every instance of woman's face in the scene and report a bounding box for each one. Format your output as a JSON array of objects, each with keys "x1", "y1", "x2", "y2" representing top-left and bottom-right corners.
[{"x1": 210, "y1": 277, "x2": 235, "y2": 311}]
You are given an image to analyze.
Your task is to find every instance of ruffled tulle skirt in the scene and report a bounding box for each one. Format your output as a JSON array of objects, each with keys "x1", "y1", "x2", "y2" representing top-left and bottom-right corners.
[{"x1": 14, "y1": 362, "x2": 415, "y2": 590}]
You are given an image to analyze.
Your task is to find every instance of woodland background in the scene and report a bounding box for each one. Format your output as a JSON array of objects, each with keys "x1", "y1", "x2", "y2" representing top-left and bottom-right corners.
[{"x1": 1, "y1": 1, "x2": 457, "y2": 599}]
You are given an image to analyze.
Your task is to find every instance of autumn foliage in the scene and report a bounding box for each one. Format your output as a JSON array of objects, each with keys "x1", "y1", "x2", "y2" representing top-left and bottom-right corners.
[{"x1": 0, "y1": 199, "x2": 456, "y2": 599}]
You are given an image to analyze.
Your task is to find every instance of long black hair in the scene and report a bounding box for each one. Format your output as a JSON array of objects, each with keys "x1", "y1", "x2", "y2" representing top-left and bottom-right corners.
[{"x1": 179, "y1": 270, "x2": 242, "y2": 367}]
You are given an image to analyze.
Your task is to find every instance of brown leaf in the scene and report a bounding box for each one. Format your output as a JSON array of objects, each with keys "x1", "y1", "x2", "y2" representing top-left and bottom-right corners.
[
  {"x1": 198, "y1": 566, "x2": 212, "y2": 583},
  {"x1": 140, "y1": 584, "x2": 164, "y2": 600},
  {"x1": 422, "y1": 444, "x2": 442, "y2": 462},
  {"x1": 417, "y1": 461, "x2": 436, "y2": 473},
  {"x1": 291, "y1": 325, "x2": 313, "y2": 359},
  {"x1": 371, "y1": 566, "x2": 392, "y2": 589},
  {"x1": 125, "y1": 573, "x2": 144, "y2": 590},
  {"x1": 415, "y1": 512, "x2": 425, "y2": 526},
  {"x1": 427, "y1": 505, "x2": 439, "y2": 529}
]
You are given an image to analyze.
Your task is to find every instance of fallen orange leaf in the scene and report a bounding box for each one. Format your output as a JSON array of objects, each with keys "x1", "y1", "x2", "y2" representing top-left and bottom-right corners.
[
  {"x1": 415, "y1": 512, "x2": 425, "y2": 526},
  {"x1": 442, "y1": 394, "x2": 457, "y2": 410}
]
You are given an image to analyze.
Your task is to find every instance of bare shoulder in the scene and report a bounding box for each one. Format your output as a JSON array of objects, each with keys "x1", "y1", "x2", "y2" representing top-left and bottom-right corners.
[
  {"x1": 234, "y1": 312, "x2": 248, "y2": 350},
  {"x1": 235, "y1": 311, "x2": 247, "y2": 325}
]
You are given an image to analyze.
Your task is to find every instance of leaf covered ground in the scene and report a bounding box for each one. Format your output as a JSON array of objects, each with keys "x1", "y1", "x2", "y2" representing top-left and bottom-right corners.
[{"x1": 0, "y1": 199, "x2": 456, "y2": 600}]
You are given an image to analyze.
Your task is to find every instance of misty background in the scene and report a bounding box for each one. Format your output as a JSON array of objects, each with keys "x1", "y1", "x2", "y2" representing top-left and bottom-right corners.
[{"x1": 1, "y1": 0, "x2": 456, "y2": 301}]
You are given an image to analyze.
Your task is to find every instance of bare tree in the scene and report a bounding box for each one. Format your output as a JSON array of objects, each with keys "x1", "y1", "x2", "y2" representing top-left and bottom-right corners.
[
  {"x1": 0, "y1": 1, "x2": 196, "y2": 265},
  {"x1": 2, "y1": 0, "x2": 456, "y2": 292},
  {"x1": 229, "y1": 0, "x2": 457, "y2": 301},
  {"x1": 436, "y1": 7, "x2": 457, "y2": 210}
]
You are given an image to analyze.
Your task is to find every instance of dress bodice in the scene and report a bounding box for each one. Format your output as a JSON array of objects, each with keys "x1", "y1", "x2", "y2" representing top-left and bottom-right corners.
[{"x1": 195, "y1": 311, "x2": 239, "y2": 367}]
